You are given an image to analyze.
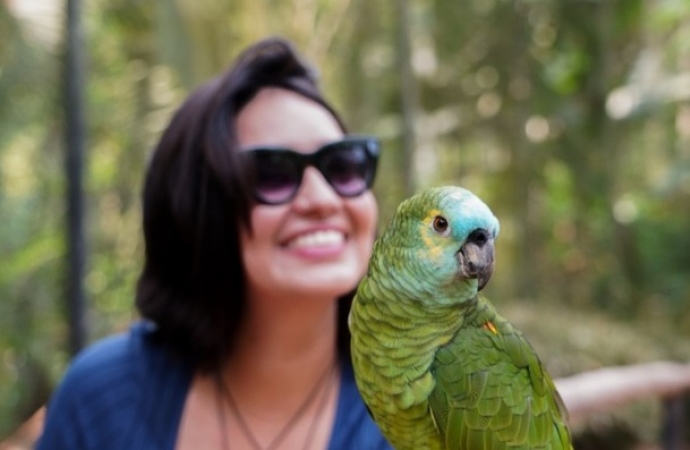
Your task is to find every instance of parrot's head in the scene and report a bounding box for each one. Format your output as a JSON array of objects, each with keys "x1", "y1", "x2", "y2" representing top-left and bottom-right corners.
[{"x1": 381, "y1": 186, "x2": 500, "y2": 300}]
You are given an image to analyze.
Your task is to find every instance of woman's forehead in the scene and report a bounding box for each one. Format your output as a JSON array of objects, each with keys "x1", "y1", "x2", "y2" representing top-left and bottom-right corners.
[{"x1": 235, "y1": 88, "x2": 343, "y2": 152}]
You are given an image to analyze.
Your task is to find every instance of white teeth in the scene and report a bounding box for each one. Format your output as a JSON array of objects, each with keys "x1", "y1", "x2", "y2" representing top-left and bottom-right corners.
[{"x1": 288, "y1": 230, "x2": 344, "y2": 248}]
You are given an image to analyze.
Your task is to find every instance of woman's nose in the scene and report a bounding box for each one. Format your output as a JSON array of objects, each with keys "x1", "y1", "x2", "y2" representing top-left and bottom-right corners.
[{"x1": 292, "y1": 166, "x2": 341, "y2": 214}]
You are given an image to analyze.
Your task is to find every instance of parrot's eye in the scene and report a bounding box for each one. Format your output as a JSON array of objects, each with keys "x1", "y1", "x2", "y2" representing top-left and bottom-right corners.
[{"x1": 433, "y1": 216, "x2": 449, "y2": 233}]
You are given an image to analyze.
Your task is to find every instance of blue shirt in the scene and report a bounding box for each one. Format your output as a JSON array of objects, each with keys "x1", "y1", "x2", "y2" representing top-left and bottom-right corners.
[{"x1": 37, "y1": 323, "x2": 392, "y2": 450}]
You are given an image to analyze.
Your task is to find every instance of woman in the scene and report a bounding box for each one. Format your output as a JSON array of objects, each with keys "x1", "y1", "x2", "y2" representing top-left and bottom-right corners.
[{"x1": 38, "y1": 37, "x2": 391, "y2": 449}]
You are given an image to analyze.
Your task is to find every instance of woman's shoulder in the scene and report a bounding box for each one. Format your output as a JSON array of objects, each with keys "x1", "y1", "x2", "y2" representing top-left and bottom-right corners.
[
  {"x1": 58, "y1": 322, "x2": 187, "y2": 393},
  {"x1": 37, "y1": 322, "x2": 193, "y2": 449},
  {"x1": 329, "y1": 360, "x2": 393, "y2": 450}
]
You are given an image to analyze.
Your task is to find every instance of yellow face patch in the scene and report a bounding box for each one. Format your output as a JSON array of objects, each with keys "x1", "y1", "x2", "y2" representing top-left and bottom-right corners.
[{"x1": 418, "y1": 209, "x2": 445, "y2": 261}]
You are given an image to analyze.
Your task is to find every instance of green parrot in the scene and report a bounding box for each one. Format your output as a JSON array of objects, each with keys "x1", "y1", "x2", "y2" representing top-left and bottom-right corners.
[{"x1": 349, "y1": 186, "x2": 572, "y2": 450}]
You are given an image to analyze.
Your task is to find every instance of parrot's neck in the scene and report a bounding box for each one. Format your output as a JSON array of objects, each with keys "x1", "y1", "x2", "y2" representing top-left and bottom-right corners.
[
  {"x1": 367, "y1": 271, "x2": 473, "y2": 356},
  {"x1": 360, "y1": 246, "x2": 485, "y2": 372},
  {"x1": 370, "y1": 246, "x2": 479, "y2": 327}
]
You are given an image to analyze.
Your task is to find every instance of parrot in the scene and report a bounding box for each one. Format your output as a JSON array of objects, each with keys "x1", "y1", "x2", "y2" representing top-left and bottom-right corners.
[{"x1": 349, "y1": 186, "x2": 572, "y2": 450}]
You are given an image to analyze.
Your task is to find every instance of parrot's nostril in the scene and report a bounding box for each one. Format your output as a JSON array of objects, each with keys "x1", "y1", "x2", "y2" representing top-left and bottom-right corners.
[{"x1": 468, "y1": 229, "x2": 490, "y2": 246}]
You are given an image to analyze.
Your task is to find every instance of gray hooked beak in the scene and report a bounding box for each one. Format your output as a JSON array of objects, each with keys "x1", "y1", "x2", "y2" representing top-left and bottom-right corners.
[{"x1": 457, "y1": 229, "x2": 495, "y2": 291}]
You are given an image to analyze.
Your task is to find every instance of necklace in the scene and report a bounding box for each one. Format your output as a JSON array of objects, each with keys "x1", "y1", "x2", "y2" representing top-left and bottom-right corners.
[
  {"x1": 299, "y1": 365, "x2": 334, "y2": 450},
  {"x1": 216, "y1": 361, "x2": 337, "y2": 450}
]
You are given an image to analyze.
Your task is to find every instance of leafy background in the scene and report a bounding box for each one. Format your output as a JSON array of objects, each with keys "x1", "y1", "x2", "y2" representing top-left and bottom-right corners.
[{"x1": 1, "y1": 0, "x2": 689, "y2": 447}]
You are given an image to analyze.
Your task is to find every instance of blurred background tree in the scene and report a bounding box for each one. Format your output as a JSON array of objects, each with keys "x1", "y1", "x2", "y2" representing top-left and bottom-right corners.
[{"x1": 1, "y1": 0, "x2": 689, "y2": 447}]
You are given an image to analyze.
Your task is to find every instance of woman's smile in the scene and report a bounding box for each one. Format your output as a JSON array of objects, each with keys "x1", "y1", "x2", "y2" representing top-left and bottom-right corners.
[{"x1": 285, "y1": 229, "x2": 346, "y2": 249}]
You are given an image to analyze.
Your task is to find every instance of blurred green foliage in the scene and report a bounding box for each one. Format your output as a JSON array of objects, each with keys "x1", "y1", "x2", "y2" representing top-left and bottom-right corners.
[{"x1": 1, "y1": 0, "x2": 689, "y2": 445}]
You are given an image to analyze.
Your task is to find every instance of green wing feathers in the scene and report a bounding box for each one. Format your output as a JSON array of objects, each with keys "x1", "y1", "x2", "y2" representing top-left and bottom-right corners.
[{"x1": 428, "y1": 300, "x2": 572, "y2": 450}]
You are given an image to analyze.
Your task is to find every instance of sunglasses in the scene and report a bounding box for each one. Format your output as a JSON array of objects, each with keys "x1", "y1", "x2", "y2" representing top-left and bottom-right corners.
[{"x1": 243, "y1": 136, "x2": 380, "y2": 205}]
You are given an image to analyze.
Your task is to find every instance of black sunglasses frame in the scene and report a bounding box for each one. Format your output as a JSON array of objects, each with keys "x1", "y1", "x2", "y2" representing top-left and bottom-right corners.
[{"x1": 244, "y1": 136, "x2": 380, "y2": 205}]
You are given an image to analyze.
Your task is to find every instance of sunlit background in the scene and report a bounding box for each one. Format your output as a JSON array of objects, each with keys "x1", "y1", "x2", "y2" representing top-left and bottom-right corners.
[{"x1": 1, "y1": 0, "x2": 689, "y2": 447}]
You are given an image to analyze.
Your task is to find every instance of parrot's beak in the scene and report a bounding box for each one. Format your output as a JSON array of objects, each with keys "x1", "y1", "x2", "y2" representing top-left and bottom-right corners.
[{"x1": 457, "y1": 229, "x2": 495, "y2": 291}]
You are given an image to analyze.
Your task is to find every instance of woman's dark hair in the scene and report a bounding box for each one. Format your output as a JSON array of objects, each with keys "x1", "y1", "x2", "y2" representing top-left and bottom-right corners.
[{"x1": 136, "y1": 37, "x2": 354, "y2": 372}]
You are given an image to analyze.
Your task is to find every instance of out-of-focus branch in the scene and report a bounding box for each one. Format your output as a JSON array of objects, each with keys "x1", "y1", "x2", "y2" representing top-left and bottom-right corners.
[{"x1": 555, "y1": 361, "x2": 690, "y2": 424}]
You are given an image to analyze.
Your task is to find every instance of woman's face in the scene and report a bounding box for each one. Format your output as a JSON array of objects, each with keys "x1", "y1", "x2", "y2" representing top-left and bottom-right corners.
[{"x1": 237, "y1": 88, "x2": 378, "y2": 303}]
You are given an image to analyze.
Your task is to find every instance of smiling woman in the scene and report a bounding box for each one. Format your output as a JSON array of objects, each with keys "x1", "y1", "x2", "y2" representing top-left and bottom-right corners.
[
  {"x1": 36, "y1": 37, "x2": 392, "y2": 450},
  {"x1": 238, "y1": 88, "x2": 379, "y2": 306}
]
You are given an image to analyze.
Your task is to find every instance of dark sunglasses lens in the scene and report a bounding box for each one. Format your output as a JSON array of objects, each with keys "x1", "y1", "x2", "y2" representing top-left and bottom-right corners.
[
  {"x1": 253, "y1": 153, "x2": 300, "y2": 204},
  {"x1": 321, "y1": 143, "x2": 373, "y2": 197}
]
